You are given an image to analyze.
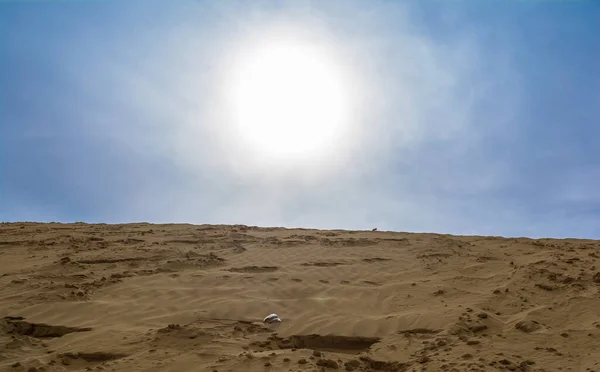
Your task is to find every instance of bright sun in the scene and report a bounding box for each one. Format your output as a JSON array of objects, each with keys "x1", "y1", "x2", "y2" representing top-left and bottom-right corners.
[{"x1": 227, "y1": 38, "x2": 349, "y2": 161}]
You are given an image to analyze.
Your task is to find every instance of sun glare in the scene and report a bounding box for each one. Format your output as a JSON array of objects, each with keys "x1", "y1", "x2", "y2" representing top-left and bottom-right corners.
[{"x1": 226, "y1": 37, "x2": 350, "y2": 163}]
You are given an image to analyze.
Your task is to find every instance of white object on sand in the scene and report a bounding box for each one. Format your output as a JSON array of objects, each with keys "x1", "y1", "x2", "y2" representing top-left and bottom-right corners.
[
  {"x1": 263, "y1": 313, "x2": 282, "y2": 330},
  {"x1": 263, "y1": 313, "x2": 281, "y2": 324}
]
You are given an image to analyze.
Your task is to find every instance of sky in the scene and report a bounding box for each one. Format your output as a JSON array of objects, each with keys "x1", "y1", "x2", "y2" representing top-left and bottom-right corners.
[{"x1": 1, "y1": 0, "x2": 599, "y2": 238}]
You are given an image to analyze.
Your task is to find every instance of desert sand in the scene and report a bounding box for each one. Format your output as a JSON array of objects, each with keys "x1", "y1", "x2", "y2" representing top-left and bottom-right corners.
[{"x1": 1, "y1": 223, "x2": 600, "y2": 372}]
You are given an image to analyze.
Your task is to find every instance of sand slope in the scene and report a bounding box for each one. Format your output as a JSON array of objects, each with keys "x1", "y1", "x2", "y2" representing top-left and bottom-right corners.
[{"x1": 1, "y1": 222, "x2": 600, "y2": 371}]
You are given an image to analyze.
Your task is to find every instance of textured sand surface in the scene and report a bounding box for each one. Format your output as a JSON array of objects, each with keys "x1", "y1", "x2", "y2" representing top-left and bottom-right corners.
[{"x1": 1, "y1": 222, "x2": 600, "y2": 372}]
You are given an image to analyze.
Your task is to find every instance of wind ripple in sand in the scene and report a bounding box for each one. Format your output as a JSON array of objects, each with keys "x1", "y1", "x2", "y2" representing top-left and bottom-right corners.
[{"x1": 2, "y1": 222, "x2": 600, "y2": 371}]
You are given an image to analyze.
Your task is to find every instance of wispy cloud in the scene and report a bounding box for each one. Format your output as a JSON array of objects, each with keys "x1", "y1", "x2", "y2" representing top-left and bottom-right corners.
[{"x1": 1, "y1": 1, "x2": 598, "y2": 238}]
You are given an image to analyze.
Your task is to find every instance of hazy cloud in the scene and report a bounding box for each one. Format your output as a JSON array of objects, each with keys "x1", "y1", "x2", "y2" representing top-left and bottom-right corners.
[{"x1": 1, "y1": 1, "x2": 598, "y2": 238}]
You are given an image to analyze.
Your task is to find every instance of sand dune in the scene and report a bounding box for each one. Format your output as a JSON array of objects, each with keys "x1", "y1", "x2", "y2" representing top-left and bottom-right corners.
[{"x1": 1, "y1": 222, "x2": 600, "y2": 371}]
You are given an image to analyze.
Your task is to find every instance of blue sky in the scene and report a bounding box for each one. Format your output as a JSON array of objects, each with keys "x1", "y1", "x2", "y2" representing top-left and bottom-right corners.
[{"x1": 1, "y1": 0, "x2": 599, "y2": 238}]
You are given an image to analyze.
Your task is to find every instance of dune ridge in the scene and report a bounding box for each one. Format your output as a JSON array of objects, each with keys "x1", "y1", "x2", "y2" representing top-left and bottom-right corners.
[{"x1": 1, "y1": 222, "x2": 600, "y2": 371}]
